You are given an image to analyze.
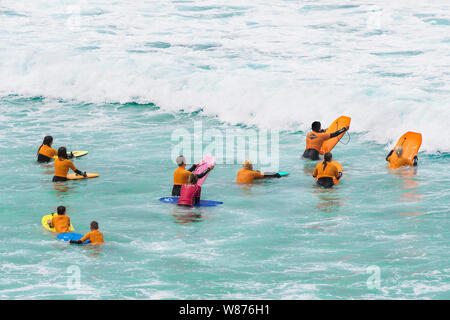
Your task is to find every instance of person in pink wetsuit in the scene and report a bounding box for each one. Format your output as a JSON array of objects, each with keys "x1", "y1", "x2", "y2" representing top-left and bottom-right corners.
[{"x1": 177, "y1": 173, "x2": 202, "y2": 207}]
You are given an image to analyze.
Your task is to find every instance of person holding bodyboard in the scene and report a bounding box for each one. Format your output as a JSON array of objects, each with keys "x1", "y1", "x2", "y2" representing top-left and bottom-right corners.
[
  {"x1": 53, "y1": 147, "x2": 87, "y2": 182},
  {"x1": 236, "y1": 160, "x2": 281, "y2": 184},
  {"x1": 303, "y1": 121, "x2": 349, "y2": 160},
  {"x1": 386, "y1": 132, "x2": 422, "y2": 169},
  {"x1": 47, "y1": 206, "x2": 72, "y2": 233},
  {"x1": 69, "y1": 221, "x2": 104, "y2": 245},
  {"x1": 172, "y1": 155, "x2": 213, "y2": 196}
]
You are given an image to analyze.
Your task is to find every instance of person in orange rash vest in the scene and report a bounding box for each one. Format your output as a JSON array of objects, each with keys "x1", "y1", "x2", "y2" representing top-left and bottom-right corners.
[
  {"x1": 236, "y1": 160, "x2": 281, "y2": 184},
  {"x1": 303, "y1": 121, "x2": 349, "y2": 160},
  {"x1": 70, "y1": 221, "x2": 104, "y2": 245},
  {"x1": 386, "y1": 146, "x2": 418, "y2": 168},
  {"x1": 312, "y1": 152, "x2": 342, "y2": 188}
]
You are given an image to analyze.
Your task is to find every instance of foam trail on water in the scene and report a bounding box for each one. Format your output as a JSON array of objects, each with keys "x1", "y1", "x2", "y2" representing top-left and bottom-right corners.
[{"x1": 0, "y1": 0, "x2": 449, "y2": 152}]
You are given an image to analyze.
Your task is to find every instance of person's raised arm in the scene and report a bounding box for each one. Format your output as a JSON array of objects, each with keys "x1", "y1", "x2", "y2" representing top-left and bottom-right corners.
[
  {"x1": 195, "y1": 165, "x2": 214, "y2": 179},
  {"x1": 187, "y1": 164, "x2": 198, "y2": 172},
  {"x1": 329, "y1": 126, "x2": 349, "y2": 139}
]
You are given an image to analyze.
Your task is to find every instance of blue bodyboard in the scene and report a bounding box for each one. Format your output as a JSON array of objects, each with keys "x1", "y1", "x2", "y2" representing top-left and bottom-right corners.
[
  {"x1": 57, "y1": 233, "x2": 91, "y2": 245},
  {"x1": 159, "y1": 197, "x2": 223, "y2": 207}
]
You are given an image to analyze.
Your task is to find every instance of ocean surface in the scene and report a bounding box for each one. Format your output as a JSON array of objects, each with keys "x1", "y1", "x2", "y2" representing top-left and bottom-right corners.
[{"x1": 0, "y1": 0, "x2": 449, "y2": 299}]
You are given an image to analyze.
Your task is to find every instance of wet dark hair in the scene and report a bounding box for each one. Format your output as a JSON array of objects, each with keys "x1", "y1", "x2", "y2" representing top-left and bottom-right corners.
[
  {"x1": 57, "y1": 206, "x2": 66, "y2": 215},
  {"x1": 57, "y1": 147, "x2": 68, "y2": 159},
  {"x1": 90, "y1": 221, "x2": 99, "y2": 230},
  {"x1": 37, "y1": 136, "x2": 53, "y2": 155},
  {"x1": 322, "y1": 152, "x2": 332, "y2": 170},
  {"x1": 312, "y1": 121, "x2": 321, "y2": 132},
  {"x1": 188, "y1": 173, "x2": 198, "y2": 185}
]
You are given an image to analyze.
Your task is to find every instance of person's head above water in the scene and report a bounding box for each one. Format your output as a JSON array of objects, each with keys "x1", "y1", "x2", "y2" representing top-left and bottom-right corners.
[
  {"x1": 322, "y1": 152, "x2": 332, "y2": 169},
  {"x1": 57, "y1": 206, "x2": 66, "y2": 215},
  {"x1": 90, "y1": 221, "x2": 99, "y2": 231},
  {"x1": 57, "y1": 147, "x2": 68, "y2": 159},
  {"x1": 312, "y1": 121, "x2": 321, "y2": 132},
  {"x1": 176, "y1": 155, "x2": 186, "y2": 167},
  {"x1": 242, "y1": 160, "x2": 253, "y2": 170},
  {"x1": 395, "y1": 146, "x2": 403, "y2": 157},
  {"x1": 187, "y1": 173, "x2": 198, "y2": 185},
  {"x1": 42, "y1": 136, "x2": 53, "y2": 146}
]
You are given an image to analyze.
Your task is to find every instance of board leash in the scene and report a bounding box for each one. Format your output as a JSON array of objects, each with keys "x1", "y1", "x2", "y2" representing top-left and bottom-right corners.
[{"x1": 338, "y1": 131, "x2": 351, "y2": 145}]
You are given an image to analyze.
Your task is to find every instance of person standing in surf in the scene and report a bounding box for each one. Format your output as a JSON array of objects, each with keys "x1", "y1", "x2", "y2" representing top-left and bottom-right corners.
[
  {"x1": 172, "y1": 155, "x2": 214, "y2": 196},
  {"x1": 303, "y1": 121, "x2": 349, "y2": 160},
  {"x1": 53, "y1": 147, "x2": 87, "y2": 182},
  {"x1": 177, "y1": 174, "x2": 202, "y2": 207},
  {"x1": 312, "y1": 152, "x2": 342, "y2": 188},
  {"x1": 47, "y1": 206, "x2": 71, "y2": 233},
  {"x1": 37, "y1": 136, "x2": 76, "y2": 163},
  {"x1": 37, "y1": 136, "x2": 57, "y2": 163}
]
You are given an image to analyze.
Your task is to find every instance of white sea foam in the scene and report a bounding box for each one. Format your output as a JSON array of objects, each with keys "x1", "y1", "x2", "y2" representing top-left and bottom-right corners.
[{"x1": 0, "y1": 0, "x2": 449, "y2": 152}]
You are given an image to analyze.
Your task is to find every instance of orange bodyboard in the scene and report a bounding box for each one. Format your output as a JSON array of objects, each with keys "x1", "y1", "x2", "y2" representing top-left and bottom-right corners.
[
  {"x1": 388, "y1": 132, "x2": 422, "y2": 169},
  {"x1": 320, "y1": 116, "x2": 351, "y2": 154}
]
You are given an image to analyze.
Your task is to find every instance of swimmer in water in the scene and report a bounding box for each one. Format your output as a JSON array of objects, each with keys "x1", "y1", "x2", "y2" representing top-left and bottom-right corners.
[
  {"x1": 312, "y1": 152, "x2": 342, "y2": 188},
  {"x1": 37, "y1": 136, "x2": 75, "y2": 163},
  {"x1": 70, "y1": 221, "x2": 104, "y2": 245},
  {"x1": 386, "y1": 146, "x2": 418, "y2": 168},
  {"x1": 177, "y1": 173, "x2": 202, "y2": 207},
  {"x1": 236, "y1": 160, "x2": 281, "y2": 184},
  {"x1": 47, "y1": 206, "x2": 71, "y2": 233},
  {"x1": 53, "y1": 147, "x2": 87, "y2": 182}
]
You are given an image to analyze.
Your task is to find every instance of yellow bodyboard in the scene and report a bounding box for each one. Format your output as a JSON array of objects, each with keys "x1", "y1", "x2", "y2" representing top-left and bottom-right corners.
[
  {"x1": 41, "y1": 213, "x2": 74, "y2": 232},
  {"x1": 52, "y1": 151, "x2": 88, "y2": 160},
  {"x1": 67, "y1": 172, "x2": 99, "y2": 180},
  {"x1": 320, "y1": 116, "x2": 351, "y2": 154}
]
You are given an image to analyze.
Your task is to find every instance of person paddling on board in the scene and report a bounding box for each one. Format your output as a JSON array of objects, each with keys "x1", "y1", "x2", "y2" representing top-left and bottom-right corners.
[
  {"x1": 303, "y1": 121, "x2": 349, "y2": 160},
  {"x1": 47, "y1": 206, "x2": 71, "y2": 233},
  {"x1": 236, "y1": 160, "x2": 281, "y2": 184},
  {"x1": 172, "y1": 155, "x2": 214, "y2": 196},
  {"x1": 177, "y1": 174, "x2": 202, "y2": 207},
  {"x1": 53, "y1": 147, "x2": 87, "y2": 182},
  {"x1": 70, "y1": 221, "x2": 104, "y2": 245},
  {"x1": 386, "y1": 146, "x2": 418, "y2": 167},
  {"x1": 313, "y1": 152, "x2": 342, "y2": 188}
]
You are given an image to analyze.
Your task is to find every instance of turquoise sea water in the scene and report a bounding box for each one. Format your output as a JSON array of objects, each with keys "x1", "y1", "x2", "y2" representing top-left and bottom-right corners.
[{"x1": 1, "y1": 1, "x2": 449, "y2": 299}]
